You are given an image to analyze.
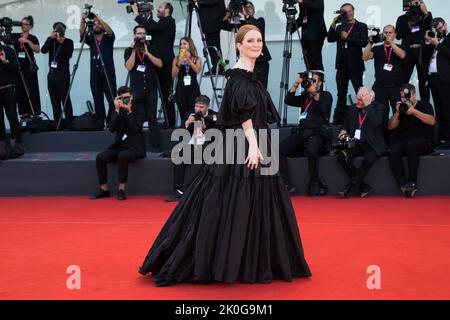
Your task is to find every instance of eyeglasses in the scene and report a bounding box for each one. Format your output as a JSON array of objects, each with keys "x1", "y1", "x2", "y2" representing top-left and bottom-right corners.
[{"x1": 22, "y1": 22, "x2": 30, "y2": 26}]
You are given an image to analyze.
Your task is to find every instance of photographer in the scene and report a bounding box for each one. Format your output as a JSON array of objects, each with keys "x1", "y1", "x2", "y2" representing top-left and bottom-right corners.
[
  {"x1": 41, "y1": 22, "x2": 74, "y2": 127},
  {"x1": 327, "y1": 3, "x2": 368, "y2": 125},
  {"x1": 11, "y1": 15, "x2": 41, "y2": 118},
  {"x1": 280, "y1": 71, "x2": 332, "y2": 196},
  {"x1": 337, "y1": 87, "x2": 386, "y2": 198},
  {"x1": 0, "y1": 44, "x2": 22, "y2": 143},
  {"x1": 91, "y1": 86, "x2": 146, "y2": 201},
  {"x1": 395, "y1": 0, "x2": 432, "y2": 101},
  {"x1": 196, "y1": 0, "x2": 226, "y2": 75},
  {"x1": 222, "y1": 1, "x2": 272, "y2": 88},
  {"x1": 165, "y1": 95, "x2": 218, "y2": 202},
  {"x1": 293, "y1": 0, "x2": 327, "y2": 71},
  {"x1": 80, "y1": 11, "x2": 117, "y2": 127},
  {"x1": 363, "y1": 25, "x2": 406, "y2": 128},
  {"x1": 388, "y1": 84, "x2": 435, "y2": 198},
  {"x1": 422, "y1": 17, "x2": 450, "y2": 144},
  {"x1": 133, "y1": 2, "x2": 176, "y2": 128},
  {"x1": 124, "y1": 25, "x2": 163, "y2": 152}
]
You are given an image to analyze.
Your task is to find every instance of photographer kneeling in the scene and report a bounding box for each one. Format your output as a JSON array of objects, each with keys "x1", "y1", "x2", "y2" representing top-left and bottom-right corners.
[
  {"x1": 337, "y1": 87, "x2": 386, "y2": 198},
  {"x1": 91, "y1": 86, "x2": 146, "y2": 201},
  {"x1": 280, "y1": 71, "x2": 332, "y2": 196},
  {"x1": 388, "y1": 84, "x2": 436, "y2": 198}
]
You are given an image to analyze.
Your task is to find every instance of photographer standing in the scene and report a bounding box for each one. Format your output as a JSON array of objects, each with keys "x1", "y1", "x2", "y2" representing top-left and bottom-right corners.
[
  {"x1": 422, "y1": 17, "x2": 450, "y2": 144},
  {"x1": 0, "y1": 44, "x2": 22, "y2": 143},
  {"x1": 222, "y1": 1, "x2": 272, "y2": 88},
  {"x1": 280, "y1": 71, "x2": 332, "y2": 196},
  {"x1": 125, "y1": 25, "x2": 163, "y2": 152},
  {"x1": 293, "y1": 0, "x2": 327, "y2": 71},
  {"x1": 337, "y1": 87, "x2": 386, "y2": 198},
  {"x1": 388, "y1": 84, "x2": 435, "y2": 198},
  {"x1": 80, "y1": 12, "x2": 117, "y2": 127},
  {"x1": 327, "y1": 3, "x2": 368, "y2": 125},
  {"x1": 11, "y1": 15, "x2": 41, "y2": 119},
  {"x1": 133, "y1": 2, "x2": 176, "y2": 128},
  {"x1": 363, "y1": 25, "x2": 406, "y2": 127},
  {"x1": 41, "y1": 22, "x2": 74, "y2": 127},
  {"x1": 395, "y1": 0, "x2": 432, "y2": 101},
  {"x1": 165, "y1": 95, "x2": 217, "y2": 202},
  {"x1": 91, "y1": 86, "x2": 146, "y2": 201}
]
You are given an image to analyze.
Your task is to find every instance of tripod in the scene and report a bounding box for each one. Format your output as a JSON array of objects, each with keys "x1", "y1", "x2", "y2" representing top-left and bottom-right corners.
[
  {"x1": 56, "y1": 21, "x2": 115, "y2": 131},
  {"x1": 278, "y1": 10, "x2": 310, "y2": 127},
  {"x1": 184, "y1": 1, "x2": 221, "y2": 109}
]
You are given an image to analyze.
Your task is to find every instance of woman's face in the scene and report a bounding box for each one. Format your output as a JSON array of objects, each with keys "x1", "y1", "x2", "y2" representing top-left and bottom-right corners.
[
  {"x1": 180, "y1": 39, "x2": 190, "y2": 51},
  {"x1": 21, "y1": 19, "x2": 32, "y2": 32},
  {"x1": 237, "y1": 29, "x2": 263, "y2": 60}
]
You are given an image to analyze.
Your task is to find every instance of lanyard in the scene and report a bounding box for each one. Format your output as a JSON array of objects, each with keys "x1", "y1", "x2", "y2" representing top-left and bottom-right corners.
[
  {"x1": 19, "y1": 34, "x2": 26, "y2": 50},
  {"x1": 358, "y1": 111, "x2": 368, "y2": 129},
  {"x1": 384, "y1": 46, "x2": 393, "y2": 64},
  {"x1": 183, "y1": 60, "x2": 190, "y2": 74},
  {"x1": 304, "y1": 98, "x2": 313, "y2": 113},
  {"x1": 52, "y1": 41, "x2": 61, "y2": 62},
  {"x1": 347, "y1": 22, "x2": 356, "y2": 35},
  {"x1": 136, "y1": 51, "x2": 145, "y2": 64}
]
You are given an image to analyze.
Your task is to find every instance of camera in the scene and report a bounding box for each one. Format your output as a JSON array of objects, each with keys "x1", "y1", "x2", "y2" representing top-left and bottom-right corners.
[
  {"x1": 368, "y1": 26, "x2": 385, "y2": 44},
  {"x1": 399, "y1": 88, "x2": 412, "y2": 114},
  {"x1": 194, "y1": 111, "x2": 204, "y2": 121},
  {"x1": 134, "y1": 37, "x2": 146, "y2": 51},
  {"x1": 333, "y1": 10, "x2": 348, "y2": 24},
  {"x1": 0, "y1": 17, "x2": 22, "y2": 44},
  {"x1": 229, "y1": 0, "x2": 248, "y2": 25},
  {"x1": 54, "y1": 24, "x2": 66, "y2": 37},
  {"x1": 84, "y1": 4, "x2": 96, "y2": 26},
  {"x1": 299, "y1": 71, "x2": 314, "y2": 90},
  {"x1": 282, "y1": 0, "x2": 297, "y2": 20},
  {"x1": 427, "y1": 28, "x2": 443, "y2": 40},
  {"x1": 118, "y1": 0, "x2": 153, "y2": 15},
  {"x1": 120, "y1": 96, "x2": 131, "y2": 106},
  {"x1": 333, "y1": 134, "x2": 357, "y2": 150}
]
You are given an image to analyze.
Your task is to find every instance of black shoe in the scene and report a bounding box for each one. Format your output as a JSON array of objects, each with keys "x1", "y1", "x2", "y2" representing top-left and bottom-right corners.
[
  {"x1": 318, "y1": 178, "x2": 329, "y2": 196},
  {"x1": 90, "y1": 189, "x2": 110, "y2": 200},
  {"x1": 285, "y1": 184, "x2": 296, "y2": 195},
  {"x1": 409, "y1": 183, "x2": 418, "y2": 198},
  {"x1": 360, "y1": 182, "x2": 373, "y2": 198},
  {"x1": 308, "y1": 182, "x2": 321, "y2": 197},
  {"x1": 338, "y1": 183, "x2": 354, "y2": 198},
  {"x1": 117, "y1": 189, "x2": 127, "y2": 201},
  {"x1": 165, "y1": 190, "x2": 183, "y2": 202}
]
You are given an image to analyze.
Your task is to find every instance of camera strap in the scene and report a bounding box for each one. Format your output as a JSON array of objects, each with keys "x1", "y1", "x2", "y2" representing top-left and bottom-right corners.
[
  {"x1": 346, "y1": 22, "x2": 356, "y2": 35},
  {"x1": 384, "y1": 45, "x2": 393, "y2": 64},
  {"x1": 304, "y1": 98, "x2": 313, "y2": 113}
]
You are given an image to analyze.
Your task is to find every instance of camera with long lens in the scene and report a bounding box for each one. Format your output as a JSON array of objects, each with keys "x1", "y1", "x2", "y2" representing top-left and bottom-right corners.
[
  {"x1": 332, "y1": 134, "x2": 357, "y2": 150},
  {"x1": 229, "y1": 0, "x2": 248, "y2": 25},
  {"x1": 298, "y1": 71, "x2": 314, "y2": 90},
  {"x1": 0, "y1": 17, "x2": 22, "y2": 44},
  {"x1": 118, "y1": 0, "x2": 153, "y2": 14},
  {"x1": 368, "y1": 26, "x2": 385, "y2": 44},
  {"x1": 427, "y1": 28, "x2": 443, "y2": 40},
  {"x1": 333, "y1": 10, "x2": 348, "y2": 24},
  {"x1": 84, "y1": 4, "x2": 96, "y2": 27},
  {"x1": 134, "y1": 36, "x2": 146, "y2": 51},
  {"x1": 282, "y1": 0, "x2": 297, "y2": 20},
  {"x1": 399, "y1": 88, "x2": 412, "y2": 114}
]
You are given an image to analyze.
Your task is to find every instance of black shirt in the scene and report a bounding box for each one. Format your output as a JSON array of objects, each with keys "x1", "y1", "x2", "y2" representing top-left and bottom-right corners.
[
  {"x1": 372, "y1": 44, "x2": 404, "y2": 87},
  {"x1": 284, "y1": 91, "x2": 332, "y2": 129},
  {"x1": 397, "y1": 101, "x2": 435, "y2": 142},
  {"x1": 396, "y1": 10, "x2": 433, "y2": 48},
  {"x1": 83, "y1": 32, "x2": 116, "y2": 74},
  {"x1": 41, "y1": 37, "x2": 74, "y2": 73},
  {"x1": 124, "y1": 46, "x2": 160, "y2": 93},
  {"x1": 11, "y1": 33, "x2": 39, "y2": 71},
  {"x1": 0, "y1": 46, "x2": 19, "y2": 86}
]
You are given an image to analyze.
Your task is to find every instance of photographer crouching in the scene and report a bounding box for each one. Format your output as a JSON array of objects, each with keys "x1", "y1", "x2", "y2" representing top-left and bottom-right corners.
[
  {"x1": 280, "y1": 71, "x2": 332, "y2": 196},
  {"x1": 91, "y1": 86, "x2": 146, "y2": 201},
  {"x1": 387, "y1": 84, "x2": 436, "y2": 198},
  {"x1": 336, "y1": 87, "x2": 386, "y2": 198}
]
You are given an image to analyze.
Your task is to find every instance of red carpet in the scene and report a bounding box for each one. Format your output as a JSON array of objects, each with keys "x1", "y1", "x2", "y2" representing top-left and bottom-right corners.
[{"x1": 1, "y1": 196, "x2": 449, "y2": 300}]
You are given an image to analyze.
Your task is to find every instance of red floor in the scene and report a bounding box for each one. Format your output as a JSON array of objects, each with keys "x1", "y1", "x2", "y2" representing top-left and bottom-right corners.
[{"x1": 1, "y1": 196, "x2": 449, "y2": 300}]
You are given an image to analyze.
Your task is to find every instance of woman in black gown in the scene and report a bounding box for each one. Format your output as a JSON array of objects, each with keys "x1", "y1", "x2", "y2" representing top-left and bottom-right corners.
[{"x1": 139, "y1": 25, "x2": 311, "y2": 286}]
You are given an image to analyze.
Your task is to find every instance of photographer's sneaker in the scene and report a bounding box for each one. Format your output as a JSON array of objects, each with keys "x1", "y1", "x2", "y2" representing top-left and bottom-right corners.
[
  {"x1": 409, "y1": 183, "x2": 418, "y2": 198},
  {"x1": 165, "y1": 190, "x2": 183, "y2": 202},
  {"x1": 338, "y1": 183, "x2": 355, "y2": 198},
  {"x1": 360, "y1": 183, "x2": 373, "y2": 198},
  {"x1": 90, "y1": 189, "x2": 110, "y2": 200},
  {"x1": 117, "y1": 189, "x2": 127, "y2": 201}
]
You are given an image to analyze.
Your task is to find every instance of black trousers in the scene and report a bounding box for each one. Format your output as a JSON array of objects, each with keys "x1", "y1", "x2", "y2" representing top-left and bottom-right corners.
[
  {"x1": 47, "y1": 71, "x2": 73, "y2": 124},
  {"x1": 428, "y1": 75, "x2": 450, "y2": 141},
  {"x1": 388, "y1": 138, "x2": 432, "y2": 187},
  {"x1": 333, "y1": 68, "x2": 364, "y2": 125},
  {"x1": 337, "y1": 142, "x2": 379, "y2": 186},
  {"x1": 255, "y1": 62, "x2": 270, "y2": 89},
  {"x1": 157, "y1": 60, "x2": 175, "y2": 127},
  {"x1": 0, "y1": 86, "x2": 21, "y2": 141},
  {"x1": 15, "y1": 68, "x2": 41, "y2": 116},
  {"x1": 373, "y1": 84, "x2": 400, "y2": 141},
  {"x1": 402, "y1": 47, "x2": 430, "y2": 102},
  {"x1": 301, "y1": 40, "x2": 324, "y2": 71},
  {"x1": 90, "y1": 67, "x2": 117, "y2": 126},
  {"x1": 133, "y1": 89, "x2": 160, "y2": 150},
  {"x1": 96, "y1": 147, "x2": 140, "y2": 184},
  {"x1": 205, "y1": 32, "x2": 222, "y2": 71},
  {"x1": 280, "y1": 132, "x2": 325, "y2": 185}
]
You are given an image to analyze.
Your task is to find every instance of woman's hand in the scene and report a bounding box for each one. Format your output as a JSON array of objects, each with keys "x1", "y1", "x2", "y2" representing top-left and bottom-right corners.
[{"x1": 245, "y1": 144, "x2": 263, "y2": 170}]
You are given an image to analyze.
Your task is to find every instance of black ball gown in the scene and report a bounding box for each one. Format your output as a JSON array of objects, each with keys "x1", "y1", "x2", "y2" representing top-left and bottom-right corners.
[{"x1": 139, "y1": 68, "x2": 312, "y2": 286}]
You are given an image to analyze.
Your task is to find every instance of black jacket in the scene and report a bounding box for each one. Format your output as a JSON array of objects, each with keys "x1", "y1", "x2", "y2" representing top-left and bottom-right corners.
[
  {"x1": 341, "y1": 102, "x2": 387, "y2": 156},
  {"x1": 222, "y1": 17, "x2": 272, "y2": 64},
  {"x1": 0, "y1": 46, "x2": 18, "y2": 86},
  {"x1": 293, "y1": 0, "x2": 327, "y2": 43},
  {"x1": 197, "y1": 0, "x2": 226, "y2": 34},
  {"x1": 135, "y1": 15, "x2": 175, "y2": 62},
  {"x1": 108, "y1": 108, "x2": 146, "y2": 158},
  {"x1": 327, "y1": 20, "x2": 368, "y2": 73},
  {"x1": 396, "y1": 11, "x2": 432, "y2": 48},
  {"x1": 422, "y1": 33, "x2": 450, "y2": 83}
]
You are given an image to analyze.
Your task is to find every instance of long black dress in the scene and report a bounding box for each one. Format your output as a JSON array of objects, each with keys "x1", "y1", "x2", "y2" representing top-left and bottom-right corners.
[
  {"x1": 139, "y1": 68, "x2": 311, "y2": 286},
  {"x1": 175, "y1": 58, "x2": 201, "y2": 118}
]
